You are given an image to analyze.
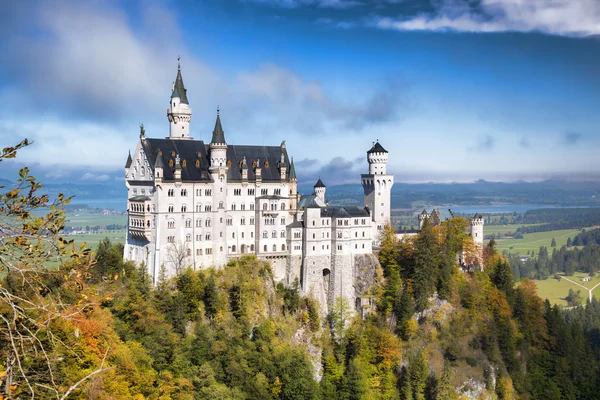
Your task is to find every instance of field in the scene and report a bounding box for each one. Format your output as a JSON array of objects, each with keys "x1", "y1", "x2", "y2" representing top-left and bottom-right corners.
[
  {"x1": 494, "y1": 228, "x2": 582, "y2": 255},
  {"x1": 532, "y1": 271, "x2": 600, "y2": 307},
  {"x1": 67, "y1": 230, "x2": 127, "y2": 250},
  {"x1": 65, "y1": 213, "x2": 127, "y2": 227},
  {"x1": 484, "y1": 224, "x2": 542, "y2": 236}
]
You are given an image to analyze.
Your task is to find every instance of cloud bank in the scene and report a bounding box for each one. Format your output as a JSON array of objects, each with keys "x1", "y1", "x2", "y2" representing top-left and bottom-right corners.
[{"x1": 376, "y1": 0, "x2": 600, "y2": 37}]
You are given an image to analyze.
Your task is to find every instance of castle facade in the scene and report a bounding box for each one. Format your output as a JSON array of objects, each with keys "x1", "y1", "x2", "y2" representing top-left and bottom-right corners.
[{"x1": 124, "y1": 63, "x2": 392, "y2": 313}]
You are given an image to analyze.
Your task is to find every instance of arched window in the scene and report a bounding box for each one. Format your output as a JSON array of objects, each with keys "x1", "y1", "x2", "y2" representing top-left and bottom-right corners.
[
  {"x1": 206, "y1": 219, "x2": 211, "y2": 227},
  {"x1": 196, "y1": 218, "x2": 202, "y2": 227},
  {"x1": 232, "y1": 245, "x2": 236, "y2": 253},
  {"x1": 273, "y1": 244, "x2": 277, "y2": 251},
  {"x1": 250, "y1": 244, "x2": 254, "y2": 252},
  {"x1": 282, "y1": 244, "x2": 286, "y2": 251},
  {"x1": 263, "y1": 231, "x2": 268, "y2": 238},
  {"x1": 168, "y1": 205, "x2": 174, "y2": 213},
  {"x1": 186, "y1": 234, "x2": 191, "y2": 242},
  {"x1": 186, "y1": 219, "x2": 192, "y2": 228},
  {"x1": 219, "y1": 201, "x2": 224, "y2": 209},
  {"x1": 231, "y1": 203, "x2": 236, "y2": 211},
  {"x1": 263, "y1": 203, "x2": 268, "y2": 211},
  {"x1": 272, "y1": 231, "x2": 277, "y2": 238},
  {"x1": 264, "y1": 245, "x2": 267, "y2": 252},
  {"x1": 181, "y1": 205, "x2": 187, "y2": 212},
  {"x1": 281, "y1": 231, "x2": 285, "y2": 238},
  {"x1": 281, "y1": 203, "x2": 285, "y2": 210},
  {"x1": 271, "y1": 204, "x2": 276, "y2": 211},
  {"x1": 168, "y1": 220, "x2": 175, "y2": 229},
  {"x1": 205, "y1": 204, "x2": 211, "y2": 212},
  {"x1": 196, "y1": 204, "x2": 202, "y2": 212}
]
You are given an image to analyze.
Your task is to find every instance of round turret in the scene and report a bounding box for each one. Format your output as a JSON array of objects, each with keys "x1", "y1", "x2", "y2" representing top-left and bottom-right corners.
[
  {"x1": 470, "y1": 213, "x2": 484, "y2": 246},
  {"x1": 367, "y1": 141, "x2": 388, "y2": 175}
]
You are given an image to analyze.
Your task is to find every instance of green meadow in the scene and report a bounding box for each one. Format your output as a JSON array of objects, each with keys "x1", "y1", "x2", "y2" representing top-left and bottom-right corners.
[
  {"x1": 531, "y1": 271, "x2": 600, "y2": 307},
  {"x1": 494, "y1": 228, "x2": 582, "y2": 255}
]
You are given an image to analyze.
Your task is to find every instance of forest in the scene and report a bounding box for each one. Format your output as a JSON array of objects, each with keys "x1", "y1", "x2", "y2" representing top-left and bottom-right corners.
[{"x1": 2, "y1": 141, "x2": 600, "y2": 399}]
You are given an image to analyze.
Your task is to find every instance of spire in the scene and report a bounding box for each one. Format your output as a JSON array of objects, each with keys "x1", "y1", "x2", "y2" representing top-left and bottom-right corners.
[
  {"x1": 171, "y1": 57, "x2": 189, "y2": 104},
  {"x1": 210, "y1": 106, "x2": 226, "y2": 145},
  {"x1": 367, "y1": 140, "x2": 388, "y2": 154},
  {"x1": 125, "y1": 151, "x2": 132, "y2": 168},
  {"x1": 314, "y1": 178, "x2": 326, "y2": 188},
  {"x1": 241, "y1": 156, "x2": 248, "y2": 169},
  {"x1": 289, "y1": 157, "x2": 297, "y2": 180},
  {"x1": 154, "y1": 153, "x2": 164, "y2": 168}
]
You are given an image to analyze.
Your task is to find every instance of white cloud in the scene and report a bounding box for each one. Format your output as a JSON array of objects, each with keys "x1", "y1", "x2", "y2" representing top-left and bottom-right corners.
[
  {"x1": 376, "y1": 0, "x2": 600, "y2": 37},
  {"x1": 244, "y1": 0, "x2": 363, "y2": 8}
]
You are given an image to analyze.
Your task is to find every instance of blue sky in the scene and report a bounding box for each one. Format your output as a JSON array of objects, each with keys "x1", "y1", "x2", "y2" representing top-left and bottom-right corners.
[{"x1": 0, "y1": 0, "x2": 599, "y2": 185}]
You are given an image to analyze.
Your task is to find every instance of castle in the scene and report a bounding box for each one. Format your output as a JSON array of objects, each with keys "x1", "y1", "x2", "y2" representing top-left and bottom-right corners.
[{"x1": 123, "y1": 62, "x2": 393, "y2": 313}]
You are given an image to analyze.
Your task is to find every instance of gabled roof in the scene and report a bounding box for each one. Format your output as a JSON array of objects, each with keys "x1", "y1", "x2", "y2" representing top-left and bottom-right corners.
[
  {"x1": 314, "y1": 178, "x2": 326, "y2": 188},
  {"x1": 171, "y1": 63, "x2": 189, "y2": 104},
  {"x1": 138, "y1": 138, "x2": 292, "y2": 183},
  {"x1": 211, "y1": 110, "x2": 226, "y2": 144},
  {"x1": 367, "y1": 141, "x2": 388, "y2": 154},
  {"x1": 125, "y1": 151, "x2": 132, "y2": 168},
  {"x1": 321, "y1": 206, "x2": 370, "y2": 218}
]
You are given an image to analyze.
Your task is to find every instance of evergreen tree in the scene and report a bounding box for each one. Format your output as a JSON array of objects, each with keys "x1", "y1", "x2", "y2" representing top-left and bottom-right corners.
[
  {"x1": 412, "y1": 218, "x2": 440, "y2": 310},
  {"x1": 551, "y1": 237, "x2": 557, "y2": 247},
  {"x1": 409, "y1": 350, "x2": 429, "y2": 400},
  {"x1": 437, "y1": 361, "x2": 457, "y2": 400}
]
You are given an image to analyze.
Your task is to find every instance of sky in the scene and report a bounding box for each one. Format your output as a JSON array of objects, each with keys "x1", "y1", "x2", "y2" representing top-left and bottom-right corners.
[{"x1": 0, "y1": 0, "x2": 599, "y2": 186}]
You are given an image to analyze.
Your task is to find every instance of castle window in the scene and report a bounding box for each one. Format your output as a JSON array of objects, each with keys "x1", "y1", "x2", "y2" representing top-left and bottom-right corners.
[
  {"x1": 181, "y1": 189, "x2": 187, "y2": 196},
  {"x1": 185, "y1": 219, "x2": 192, "y2": 228},
  {"x1": 196, "y1": 218, "x2": 202, "y2": 227},
  {"x1": 280, "y1": 203, "x2": 285, "y2": 210},
  {"x1": 241, "y1": 217, "x2": 246, "y2": 225},
  {"x1": 274, "y1": 189, "x2": 280, "y2": 195},
  {"x1": 313, "y1": 233, "x2": 315, "y2": 239},
  {"x1": 219, "y1": 202, "x2": 224, "y2": 209},
  {"x1": 231, "y1": 203, "x2": 236, "y2": 211},
  {"x1": 294, "y1": 232, "x2": 301, "y2": 239},
  {"x1": 181, "y1": 205, "x2": 187, "y2": 212},
  {"x1": 197, "y1": 189, "x2": 202, "y2": 196},
  {"x1": 263, "y1": 204, "x2": 268, "y2": 211},
  {"x1": 197, "y1": 249, "x2": 202, "y2": 255},
  {"x1": 196, "y1": 235, "x2": 201, "y2": 241},
  {"x1": 313, "y1": 246, "x2": 315, "y2": 251},
  {"x1": 250, "y1": 218, "x2": 255, "y2": 225},
  {"x1": 282, "y1": 244, "x2": 286, "y2": 251},
  {"x1": 281, "y1": 231, "x2": 285, "y2": 238},
  {"x1": 338, "y1": 232, "x2": 342, "y2": 238},
  {"x1": 281, "y1": 218, "x2": 285, "y2": 225},
  {"x1": 234, "y1": 189, "x2": 241, "y2": 196},
  {"x1": 250, "y1": 204, "x2": 255, "y2": 211},
  {"x1": 272, "y1": 231, "x2": 277, "y2": 238},
  {"x1": 168, "y1": 189, "x2": 174, "y2": 197},
  {"x1": 241, "y1": 204, "x2": 246, "y2": 211},
  {"x1": 186, "y1": 234, "x2": 191, "y2": 242},
  {"x1": 205, "y1": 234, "x2": 211, "y2": 240},
  {"x1": 355, "y1": 244, "x2": 358, "y2": 249},
  {"x1": 263, "y1": 231, "x2": 268, "y2": 239},
  {"x1": 205, "y1": 189, "x2": 212, "y2": 196},
  {"x1": 264, "y1": 245, "x2": 268, "y2": 252},
  {"x1": 362, "y1": 244, "x2": 365, "y2": 248},
  {"x1": 312, "y1": 221, "x2": 315, "y2": 226},
  {"x1": 250, "y1": 244, "x2": 254, "y2": 252},
  {"x1": 196, "y1": 204, "x2": 202, "y2": 212},
  {"x1": 355, "y1": 232, "x2": 358, "y2": 238},
  {"x1": 338, "y1": 245, "x2": 342, "y2": 251},
  {"x1": 206, "y1": 219, "x2": 211, "y2": 227},
  {"x1": 206, "y1": 248, "x2": 212, "y2": 255},
  {"x1": 205, "y1": 205, "x2": 212, "y2": 212},
  {"x1": 169, "y1": 159, "x2": 174, "y2": 167},
  {"x1": 167, "y1": 236, "x2": 175, "y2": 243},
  {"x1": 182, "y1": 160, "x2": 187, "y2": 167},
  {"x1": 226, "y1": 218, "x2": 232, "y2": 226},
  {"x1": 261, "y1": 188, "x2": 268, "y2": 196},
  {"x1": 195, "y1": 160, "x2": 200, "y2": 168},
  {"x1": 232, "y1": 245, "x2": 236, "y2": 252},
  {"x1": 273, "y1": 244, "x2": 277, "y2": 251},
  {"x1": 362, "y1": 232, "x2": 365, "y2": 237},
  {"x1": 168, "y1": 205, "x2": 174, "y2": 213}
]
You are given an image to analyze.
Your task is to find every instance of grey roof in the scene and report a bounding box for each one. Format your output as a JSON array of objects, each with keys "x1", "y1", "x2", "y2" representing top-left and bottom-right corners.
[
  {"x1": 289, "y1": 158, "x2": 297, "y2": 180},
  {"x1": 154, "y1": 153, "x2": 164, "y2": 168},
  {"x1": 420, "y1": 209, "x2": 428, "y2": 215},
  {"x1": 125, "y1": 151, "x2": 132, "y2": 168},
  {"x1": 129, "y1": 195, "x2": 151, "y2": 201},
  {"x1": 314, "y1": 178, "x2": 326, "y2": 188},
  {"x1": 473, "y1": 213, "x2": 484, "y2": 219},
  {"x1": 211, "y1": 112, "x2": 226, "y2": 144},
  {"x1": 140, "y1": 138, "x2": 292, "y2": 183},
  {"x1": 171, "y1": 64, "x2": 189, "y2": 104},
  {"x1": 297, "y1": 194, "x2": 320, "y2": 209},
  {"x1": 367, "y1": 141, "x2": 388, "y2": 154},
  {"x1": 321, "y1": 206, "x2": 370, "y2": 218},
  {"x1": 288, "y1": 220, "x2": 304, "y2": 228}
]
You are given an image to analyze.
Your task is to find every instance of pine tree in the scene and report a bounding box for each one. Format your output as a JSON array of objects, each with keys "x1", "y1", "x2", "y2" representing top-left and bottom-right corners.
[
  {"x1": 437, "y1": 361, "x2": 457, "y2": 400},
  {"x1": 409, "y1": 350, "x2": 429, "y2": 400},
  {"x1": 412, "y1": 218, "x2": 440, "y2": 310},
  {"x1": 551, "y1": 237, "x2": 557, "y2": 247}
]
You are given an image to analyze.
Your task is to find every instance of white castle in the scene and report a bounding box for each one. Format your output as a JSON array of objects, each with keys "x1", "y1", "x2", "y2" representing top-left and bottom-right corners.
[{"x1": 123, "y1": 62, "x2": 393, "y2": 313}]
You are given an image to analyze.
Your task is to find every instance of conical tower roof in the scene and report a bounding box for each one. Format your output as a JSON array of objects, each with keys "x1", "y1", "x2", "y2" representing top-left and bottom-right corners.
[
  {"x1": 171, "y1": 59, "x2": 189, "y2": 104},
  {"x1": 211, "y1": 107, "x2": 226, "y2": 145},
  {"x1": 289, "y1": 158, "x2": 297, "y2": 180},
  {"x1": 314, "y1": 178, "x2": 326, "y2": 188},
  {"x1": 125, "y1": 151, "x2": 132, "y2": 168}
]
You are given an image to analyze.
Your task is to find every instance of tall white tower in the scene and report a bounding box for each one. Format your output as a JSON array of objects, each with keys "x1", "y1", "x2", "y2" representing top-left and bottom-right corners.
[
  {"x1": 361, "y1": 141, "x2": 394, "y2": 244},
  {"x1": 167, "y1": 58, "x2": 192, "y2": 140},
  {"x1": 209, "y1": 108, "x2": 228, "y2": 266},
  {"x1": 470, "y1": 214, "x2": 484, "y2": 247},
  {"x1": 314, "y1": 178, "x2": 326, "y2": 203}
]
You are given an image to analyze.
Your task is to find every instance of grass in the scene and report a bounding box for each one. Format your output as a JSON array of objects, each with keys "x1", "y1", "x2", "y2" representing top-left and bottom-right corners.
[
  {"x1": 64, "y1": 212, "x2": 127, "y2": 228},
  {"x1": 495, "y1": 228, "x2": 583, "y2": 255},
  {"x1": 66, "y1": 229, "x2": 127, "y2": 250},
  {"x1": 531, "y1": 271, "x2": 600, "y2": 307},
  {"x1": 484, "y1": 224, "x2": 542, "y2": 236}
]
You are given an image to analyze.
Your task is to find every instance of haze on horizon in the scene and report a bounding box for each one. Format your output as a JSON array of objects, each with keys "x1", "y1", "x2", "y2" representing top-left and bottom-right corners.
[{"x1": 0, "y1": 0, "x2": 599, "y2": 186}]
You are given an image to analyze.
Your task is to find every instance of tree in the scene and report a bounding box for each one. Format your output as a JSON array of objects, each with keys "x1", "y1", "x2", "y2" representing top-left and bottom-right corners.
[
  {"x1": 412, "y1": 218, "x2": 440, "y2": 310},
  {"x1": 567, "y1": 237, "x2": 573, "y2": 247},
  {"x1": 551, "y1": 237, "x2": 557, "y2": 247},
  {"x1": 0, "y1": 139, "x2": 113, "y2": 398},
  {"x1": 166, "y1": 242, "x2": 190, "y2": 275}
]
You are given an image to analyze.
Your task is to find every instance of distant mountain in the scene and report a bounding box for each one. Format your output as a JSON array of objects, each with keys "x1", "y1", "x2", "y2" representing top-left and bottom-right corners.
[{"x1": 0, "y1": 178, "x2": 12, "y2": 187}]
